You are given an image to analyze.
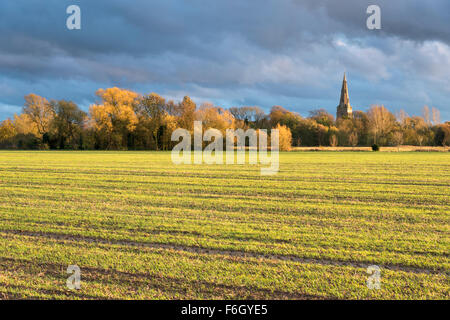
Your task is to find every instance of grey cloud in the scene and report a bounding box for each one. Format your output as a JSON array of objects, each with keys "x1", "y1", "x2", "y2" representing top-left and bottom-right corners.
[{"x1": 0, "y1": 0, "x2": 449, "y2": 121}]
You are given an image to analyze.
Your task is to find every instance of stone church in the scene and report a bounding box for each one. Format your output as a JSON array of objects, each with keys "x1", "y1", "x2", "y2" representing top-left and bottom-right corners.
[{"x1": 336, "y1": 73, "x2": 353, "y2": 119}]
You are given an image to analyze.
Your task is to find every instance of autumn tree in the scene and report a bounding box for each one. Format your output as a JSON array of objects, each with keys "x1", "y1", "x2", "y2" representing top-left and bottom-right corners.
[
  {"x1": 138, "y1": 93, "x2": 168, "y2": 150},
  {"x1": 159, "y1": 114, "x2": 179, "y2": 150},
  {"x1": 396, "y1": 109, "x2": 409, "y2": 126},
  {"x1": 89, "y1": 87, "x2": 139, "y2": 149},
  {"x1": 229, "y1": 106, "x2": 266, "y2": 128},
  {"x1": 294, "y1": 118, "x2": 319, "y2": 146},
  {"x1": 3, "y1": 113, "x2": 41, "y2": 149},
  {"x1": 49, "y1": 100, "x2": 86, "y2": 149},
  {"x1": 392, "y1": 131, "x2": 404, "y2": 150},
  {"x1": 270, "y1": 106, "x2": 301, "y2": 128},
  {"x1": 402, "y1": 116, "x2": 433, "y2": 146},
  {"x1": 269, "y1": 106, "x2": 302, "y2": 144},
  {"x1": 336, "y1": 118, "x2": 353, "y2": 146},
  {"x1": 0, "y1": 119, "x2": 17, "y2": 146},
  {"x1": 348, "y1": 131, "x2": 358, "y2": 147},
  {"x1": 367, "y1": 105, "x2": 396, "y2": 145},
  {"x1": 176, "y1": 96, "x2": 196, "y2": 132},
  {"x1": 196, "y1": 103, "x2": 235, "y2": 133},
  {"x1": 3, "y1": 88, "x2": 446, "y2": 150},
  {"x1": 329, "y1": 134, "x2": 338, "y2": 147},
  {"x1": 434, "y1": 123, "x2": 450, "y2": 146},
  {"x1": 23, "y1": 94, "x2": 54, "y2": 138},
  {"x1": 352, "y1": 111, "x2": 370, "y2": 146},
  {"x1": 275, "y1": 123, "x2": 292, "y2": 151},
  {"x1": 12, "y1": 113, "x2": 34, "y2": 134},
  {"x1": 309, "y1": 109, "x2": 335, "y2": 127}
]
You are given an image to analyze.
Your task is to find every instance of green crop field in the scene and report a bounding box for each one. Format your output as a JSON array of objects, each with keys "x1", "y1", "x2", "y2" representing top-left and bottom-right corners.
[{"x1": 0, "y1": 151, "x2": 448, "y2": 299}]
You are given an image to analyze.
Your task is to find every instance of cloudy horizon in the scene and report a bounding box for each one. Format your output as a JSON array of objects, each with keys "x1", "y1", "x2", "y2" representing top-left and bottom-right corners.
[{"x1": 0, "y1": 0, "x2": 449, "y2": 121}]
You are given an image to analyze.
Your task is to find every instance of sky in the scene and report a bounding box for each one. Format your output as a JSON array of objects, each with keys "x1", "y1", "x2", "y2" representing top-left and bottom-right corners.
[{"x1": 0, "y1": 0, "x2": 449, "y2": 121}]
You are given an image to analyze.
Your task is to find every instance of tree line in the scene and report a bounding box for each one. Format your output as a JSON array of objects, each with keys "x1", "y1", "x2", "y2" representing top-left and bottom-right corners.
[{"x1": 0, "y1": 87, "x2": 449, "y2": 151}]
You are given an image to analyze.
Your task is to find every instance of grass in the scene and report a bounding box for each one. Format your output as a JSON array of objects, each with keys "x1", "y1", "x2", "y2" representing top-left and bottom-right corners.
[
  {"x1": 0, "y1": 151, "x2": 448, "y2": 299},
  {"x1": 292, "y1": 146, "x2": 450, "y2": 152}
]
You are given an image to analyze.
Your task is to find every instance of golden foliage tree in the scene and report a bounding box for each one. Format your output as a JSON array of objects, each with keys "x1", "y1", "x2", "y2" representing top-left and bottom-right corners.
[
  {"x1": 177, "y1": 96, "x2": 196, "y2": 132},
  {"x1": 196, "y1": 103, "x2": 235, "y2": 133},
  {"x1": 3, "y1": 87, "x2": 446, "y2": 150},
  {"x1": 13, "y1": 113, "x2": 39, "y2": 136},
  {"x1": 23, "y1": 94, "x2": 54, "y2": 137},
  {"x1": 0, "y1": 119, "x2": 17, "y2": 142},
  {"x1": 89, "y1": 87, "x2": 139, "y2": 149},
  {"x1": 160, "y1": 114, "x2": 178, "y2": 150},
  {"x1": 275, "y1": 123, "x2": 292, "y2": 151}
]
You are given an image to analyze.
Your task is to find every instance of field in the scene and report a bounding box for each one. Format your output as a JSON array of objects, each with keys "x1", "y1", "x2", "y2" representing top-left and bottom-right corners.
[
  {"x1": 292, "y1": 146, "x2": 450, "y2": 152},
  {"x1": 0, "y1": 151, "x2": 448, "y2": 299}
]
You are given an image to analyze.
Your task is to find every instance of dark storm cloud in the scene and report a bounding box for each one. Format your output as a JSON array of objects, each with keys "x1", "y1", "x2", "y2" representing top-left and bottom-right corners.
[
  {"x1": 298, "y1": 0, "x2": 450, "y2": 44},
  {"x1": 0, "y1": 0, "x2": 449, "y2": 120}
]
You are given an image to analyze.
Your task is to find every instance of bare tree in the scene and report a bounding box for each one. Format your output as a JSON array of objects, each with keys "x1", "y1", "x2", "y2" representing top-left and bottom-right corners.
[
  {"x1": 432, "y1": 107, "x2": 441, "y2": 125},
  {"x1": 392, "y1": 131, "x2": 404, "y2": 151},
  {"x1": 422, "y1": 105, "x2": 431, "y2": 125},
  {"x1": 229, "y1": 106, "x2": 265, "y2": 122},
  {"x1": 396, "y1": 109, "x2": 409, "y2": 126},
  {"x1": 367, "y1": 105, "x2": 395, "y2": 145}
]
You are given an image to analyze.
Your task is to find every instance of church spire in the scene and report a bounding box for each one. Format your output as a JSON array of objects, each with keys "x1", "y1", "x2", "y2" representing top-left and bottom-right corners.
[
  {"x1": 340, "y1": 73, "x2": 349, "y2": 105},
  {"x1": 337, "y1": 73, "x2": 352, "y2": 119}
]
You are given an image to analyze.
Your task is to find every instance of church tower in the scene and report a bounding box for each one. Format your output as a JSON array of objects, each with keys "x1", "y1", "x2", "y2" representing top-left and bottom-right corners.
[{"x1": 336, "y1": 73, "x2": 352, "y2": 119}]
